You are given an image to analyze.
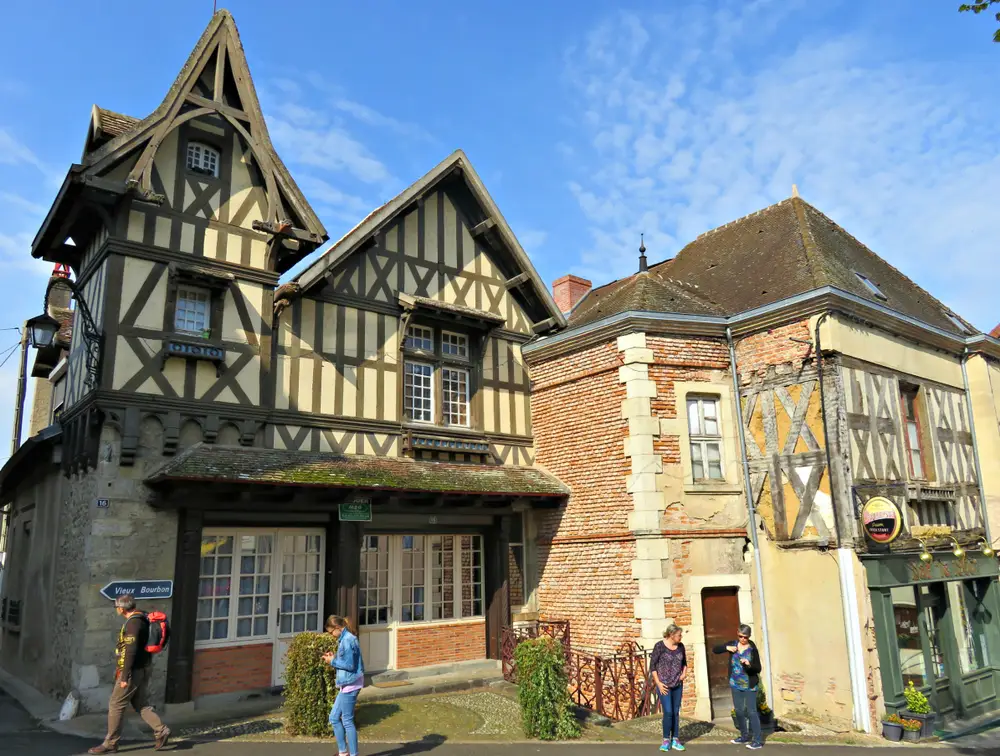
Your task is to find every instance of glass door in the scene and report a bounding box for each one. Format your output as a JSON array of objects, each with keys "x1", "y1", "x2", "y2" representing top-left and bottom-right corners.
[
  {"x1": 272, "y1": 533, "x2": 324, "y2": 685},
  {"x1": 918, "y1": 582, "x2": 958, "y2": 717},
  {"x1": 946, "y1": 578, "x2": 995, "y2": 717},
  {"x1": 359, "y1": 535, "x2": 393, "y2": 671}
]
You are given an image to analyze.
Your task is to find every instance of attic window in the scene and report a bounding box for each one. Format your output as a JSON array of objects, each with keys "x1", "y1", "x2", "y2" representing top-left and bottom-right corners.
[
  {"x1": 187, "y1": 142, "x2": 220, "y2": 178},
  {"x1": 855, "y1": 273, "x2": 886, "y2": 301},
  {"x1": 944, "y1": 312, "x2": 970, "y2": 334}
]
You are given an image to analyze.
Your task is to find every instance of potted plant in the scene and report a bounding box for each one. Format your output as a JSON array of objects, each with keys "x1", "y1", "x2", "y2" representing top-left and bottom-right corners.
[
  {"x1": 902, "y1": 681, "x2": 935, "y2": 739},
  {"x1": 901, "y1": 718, "x2": 922, "y2": 742},
  {"x1": 881, "y1": 713, "x2": 903, "y2": 742},
  {"x1": 730, "y1": 686, "x2": 777, "y2": 737}
]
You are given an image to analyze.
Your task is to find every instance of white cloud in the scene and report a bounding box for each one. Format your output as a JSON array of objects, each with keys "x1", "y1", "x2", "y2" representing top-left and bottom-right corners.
[
  {"x1": 0, "y1": 231, "x2": 49, "y2": 275},
  {"x1": 332, "y1": 99, "x2": 434, "y2": 142},
  {"x1": 295, "y1": 175, "x2": 374, "y2": 223},
  {"x1": 517, "y1": 229, "x2": 549, "y2": 252},
  {"x1": 0, "y1": 129, "x2": 45, "y2": 173},
  {"x1": 0, "y1": 192, "x2": 46, "y2": 217},
  {"x1": 561, "y1": 5, "x2": 1000, "y2": 330},
  {"x1": 267, "y1": 115, "x2": 392, "y2": 185}
]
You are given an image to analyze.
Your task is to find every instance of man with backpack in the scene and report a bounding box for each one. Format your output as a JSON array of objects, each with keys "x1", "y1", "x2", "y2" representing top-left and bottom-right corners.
[{"x1": 88, "y1": 594, "x2": 170, "y2": 753}]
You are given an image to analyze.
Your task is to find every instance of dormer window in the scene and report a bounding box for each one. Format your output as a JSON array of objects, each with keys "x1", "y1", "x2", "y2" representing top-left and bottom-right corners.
[
  {"x1": 855, "y1": 273, "x2": 886, "y2": 301},
  {"x1": 944, "y1": 312, "x2": 970, "y2": 334},
  {"x1": 402, "y1": 324, "x2": 472, "y2": 428},
  {"x1": 187, "y1": 142, "x2": 220, "y2": 177}
]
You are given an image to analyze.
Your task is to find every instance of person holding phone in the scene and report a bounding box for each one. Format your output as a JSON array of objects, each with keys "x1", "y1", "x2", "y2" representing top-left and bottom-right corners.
[
  {"x1": 712, "y1": 624, "x2": 763, "y2": 750},
  {"x1": 321, "y1": 615, "x2": 365, "y2": 756},
  {"x1": 650, "y1": 624, "x2": 687, "y2": 751}
]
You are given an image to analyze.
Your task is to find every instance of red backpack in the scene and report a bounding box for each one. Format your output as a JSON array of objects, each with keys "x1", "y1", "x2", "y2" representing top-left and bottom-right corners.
[{"x1": 145, "y1": 611, "x2": 171, "y2": 654}]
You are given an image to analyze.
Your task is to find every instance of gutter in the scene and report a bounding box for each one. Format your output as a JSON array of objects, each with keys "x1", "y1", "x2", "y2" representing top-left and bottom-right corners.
[
  {"x1": 726, "y1": 327, "x2": 775, "y2": 711},
  {"x1": 961, "y1": 347, "x2": 993, "y2": 544}
]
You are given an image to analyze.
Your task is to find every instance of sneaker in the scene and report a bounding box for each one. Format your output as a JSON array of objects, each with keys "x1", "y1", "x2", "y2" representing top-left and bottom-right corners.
[
  {"x1": 746, "y1": 743, "x2": 763, "y2": 750},
  {"x1": 660, "y1": 740, "x2": 671, "y2": 751},
  {"x1": 731, "y1": 737, "x2": 749, "y2": 745},
  {"x1": 154, "y1": 728, "x2": 170, "y2": 751},
  {"x1": 672, "y1": 738, "x2": 686, "y2": 751}
]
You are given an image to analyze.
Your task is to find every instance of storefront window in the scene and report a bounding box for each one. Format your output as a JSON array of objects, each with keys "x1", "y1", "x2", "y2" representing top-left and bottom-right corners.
[
  {"x1": 919, "y1": 584, "x2": 946, "y2": 679},
  {"x1": 509, "y1": 515, "x2": 525, "y2": 609},
  {"x1": 237, "y1": 535, "x2": 272, "y2": 638},
  {"x1": 198, "y1": 536, "x2": 234, "y2": 641},
  {"x1": 430, "y1": 536, "x2": 455, "y2": 620},
  {"x1": 360, "y1": 536, "x2": 390, "y2": 627},
  {"x1": 461, "y1": 535, "x2": 484, "y2": 617},
  {"x1": 279, "y1": 535, "x2": 322, "y2": 634},
  {"x1": 891, "y1": 586, "x2": 926, "y2": 688},
  {"x1": 401, "y1": 536, "x2": 426, "y2": 622},
  {"x1": 949, "y1": 579, "x2": 992, "y2": 675}
]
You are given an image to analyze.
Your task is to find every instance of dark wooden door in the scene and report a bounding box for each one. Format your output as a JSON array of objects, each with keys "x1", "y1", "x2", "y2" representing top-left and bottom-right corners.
[{"x1": 703, "y1": 587, "x2": 740, "y2": 718}]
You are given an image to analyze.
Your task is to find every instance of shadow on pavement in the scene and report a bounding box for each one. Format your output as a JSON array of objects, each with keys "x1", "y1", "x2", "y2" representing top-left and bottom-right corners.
[{"x1": 367, "y1": 734, "x2": 448, "y2": 755}]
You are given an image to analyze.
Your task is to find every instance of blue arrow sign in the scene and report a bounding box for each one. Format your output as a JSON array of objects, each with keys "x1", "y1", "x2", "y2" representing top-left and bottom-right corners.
[{"x1": 100, "y1": 580, "x2": 173, "y2": 601}]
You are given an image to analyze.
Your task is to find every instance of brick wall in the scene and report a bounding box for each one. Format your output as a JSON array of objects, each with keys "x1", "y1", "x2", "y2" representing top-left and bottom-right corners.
[
  {"x1": 192, "y1": 644, "x2": 273, "y2": 698},
  {"x1": 395, "y1": 620, "x2": 486, "y2": 669},
  {"x1": 733, "y1": 320, "x2": 813, "y2": 379}
]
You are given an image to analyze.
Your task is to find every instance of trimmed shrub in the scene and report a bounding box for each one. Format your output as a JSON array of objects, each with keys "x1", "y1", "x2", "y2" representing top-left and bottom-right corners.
[
  {"x1": 282, "y1": 631, "x2": 339, "y2": 736},
  {"x1": 514, "y1": 637, "x2": 581, "y2": 740}
]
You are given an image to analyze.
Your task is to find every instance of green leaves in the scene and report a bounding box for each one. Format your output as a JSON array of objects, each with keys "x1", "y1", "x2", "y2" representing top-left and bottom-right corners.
[
  {"x1": 282, "y1": 631, "x2": 339, "y2": 737},
  {"x1": 903, "y1": 681, "x2": 932, "y2": 715},
  {"x1": 514, "y1": 637, "x2": 582, "y2": 741},
  {"x1": 958, "y1": 0, "x2": 1000, "y2": 42}
]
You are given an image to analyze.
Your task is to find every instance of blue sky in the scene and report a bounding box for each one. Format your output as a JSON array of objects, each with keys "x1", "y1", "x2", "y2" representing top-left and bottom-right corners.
[{"x1": 0, "y1": 0, "x2": 996, "y2": 460}]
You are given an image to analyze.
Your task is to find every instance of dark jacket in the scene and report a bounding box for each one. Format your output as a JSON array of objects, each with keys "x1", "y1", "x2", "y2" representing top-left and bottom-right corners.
[
  {"x1": 115, "y1": 612, "x2": 152, "y2": 682},
  {"x1": 712, "y1": 640, "x2": 762, "y2": 689}
]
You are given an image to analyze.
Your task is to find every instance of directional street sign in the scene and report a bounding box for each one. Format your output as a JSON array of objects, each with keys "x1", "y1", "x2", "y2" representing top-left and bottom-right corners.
[{"x1": 100, "y1": 580, "x2": 173, "y2": 601}]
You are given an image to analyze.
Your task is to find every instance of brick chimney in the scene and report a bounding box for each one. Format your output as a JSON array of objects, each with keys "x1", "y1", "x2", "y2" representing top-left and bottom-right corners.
[
  {"x1": 47, "y1": 263, "x2": 72, "y2": 312},
  {"x1": 552, "y1": 275, "x2": 592, "y2": 314}
]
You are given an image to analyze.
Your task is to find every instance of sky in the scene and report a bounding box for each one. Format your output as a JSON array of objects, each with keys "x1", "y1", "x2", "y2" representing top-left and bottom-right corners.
[{"x1": 0, "y1": 0, "x2": 996, "y2": 463}]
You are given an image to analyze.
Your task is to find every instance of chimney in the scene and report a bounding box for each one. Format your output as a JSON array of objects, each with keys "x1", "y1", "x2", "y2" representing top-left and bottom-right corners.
[
  {"x1": 552, "y1": 275, "x2": 592, "y2": 314},
  {"x1": 47, "y1": 263, "x2": 72, "y2": 312}
]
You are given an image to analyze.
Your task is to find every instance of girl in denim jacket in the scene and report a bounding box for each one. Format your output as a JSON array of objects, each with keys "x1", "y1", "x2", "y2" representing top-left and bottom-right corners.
[{"x1": 321, "y1": 615, "x2": 366, "y2": 756}]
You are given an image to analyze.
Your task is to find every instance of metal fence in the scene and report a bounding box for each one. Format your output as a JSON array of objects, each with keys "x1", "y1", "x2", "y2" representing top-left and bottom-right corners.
[{"x1": 501, "y1": 620, "x2": 659, "y2": 721}]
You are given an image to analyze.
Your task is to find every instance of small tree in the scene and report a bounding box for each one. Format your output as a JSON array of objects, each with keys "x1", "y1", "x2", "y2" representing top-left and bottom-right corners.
[
  {"x1": 959, "y1": 1, "x2": 1000, "y2": 42},
  {"x1": 282, "y1": 631, "x2": 339, "y2": 736},
  {"x1": 514, "y1": 637, "x2": 581, "y2": 740}
]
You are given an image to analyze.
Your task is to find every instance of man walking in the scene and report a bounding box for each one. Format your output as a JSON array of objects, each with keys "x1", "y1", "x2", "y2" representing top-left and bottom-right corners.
[{"x1": 89, "y1": 594, "x2": 170, "y2": 754}]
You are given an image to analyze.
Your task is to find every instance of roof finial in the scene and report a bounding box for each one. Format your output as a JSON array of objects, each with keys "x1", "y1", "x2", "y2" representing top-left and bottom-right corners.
[
  {"x1": 792, "y1": 184, "x2": 800, "y2": 198},
  {"x1": 638, "y1": 233, "x2": 648, "y2": 273}
]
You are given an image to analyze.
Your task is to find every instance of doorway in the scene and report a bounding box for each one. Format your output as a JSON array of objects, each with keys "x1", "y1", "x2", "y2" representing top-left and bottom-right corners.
[{"x1": 703, "y1": 587, "x2": 741, "y2": 718}]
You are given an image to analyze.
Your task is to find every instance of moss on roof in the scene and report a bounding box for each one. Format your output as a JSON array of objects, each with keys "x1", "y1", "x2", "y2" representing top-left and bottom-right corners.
[{"x1": 146, "y1": 444, "x2": 569, "y2": 497}]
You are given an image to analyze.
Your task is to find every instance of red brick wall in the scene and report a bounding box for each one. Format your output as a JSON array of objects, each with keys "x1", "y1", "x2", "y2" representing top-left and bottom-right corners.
[
  {"x1": 733, "y1": 320, "x2": 813, "y2": 378},
  {"x1": 192, "y1": 643, "x2": 273, "y2": 698},
  {"x1": 395, "y1": 620, "x2": 486, "y2": 669},
  {"x1": 552, "y1": 275, "x2": 593, "y2": 313}
]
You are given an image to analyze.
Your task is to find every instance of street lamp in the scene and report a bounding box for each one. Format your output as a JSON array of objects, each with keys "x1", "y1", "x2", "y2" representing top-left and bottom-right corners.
[{"x1": 28, "y1": 275, "x2": 102, "y2": 389}]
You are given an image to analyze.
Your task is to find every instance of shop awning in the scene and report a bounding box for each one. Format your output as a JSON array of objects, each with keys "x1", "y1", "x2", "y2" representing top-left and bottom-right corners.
[{"x1": 145, "y1": 444, "x2": 569, "y2": 499}]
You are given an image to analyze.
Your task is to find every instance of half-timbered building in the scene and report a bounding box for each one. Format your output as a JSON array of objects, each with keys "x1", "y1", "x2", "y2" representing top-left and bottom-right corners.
[
  {"x1": 525, "y1": 196, "x2": 1000, "y2": 731},
  {"x1": 0, "y1": 10, "x2": 567, "y2": 713}
]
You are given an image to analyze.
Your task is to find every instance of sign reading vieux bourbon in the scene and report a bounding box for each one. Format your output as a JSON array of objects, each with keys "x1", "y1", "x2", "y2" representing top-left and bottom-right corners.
[{"x1": 861, "y1": 496, "x2": 902, "y2": 544}]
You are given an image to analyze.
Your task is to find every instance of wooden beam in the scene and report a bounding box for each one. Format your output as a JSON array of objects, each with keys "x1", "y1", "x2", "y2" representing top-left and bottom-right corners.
[
  {"x1": 471, "y1": 218, "x2": 496, "y2": 238},
  {"x1": 504, "y1": 271, "x2": 530, "y2": 290},
  {"x1": 213, "y1": 41, "x2": 226, "y2": 103},
  {"x1": 185, "y1": 93, "x2": 250, "y2": 123},
  {"x1": 531, "y1": 316, "x2": 558, "y2": 334}
]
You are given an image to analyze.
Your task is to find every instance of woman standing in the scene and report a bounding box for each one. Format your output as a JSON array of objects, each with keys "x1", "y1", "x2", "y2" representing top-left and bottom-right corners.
[
  {"x1": 321, "y1": 616, "x2": 366, "y2": 756},
  {"x1": 651, "y1": 624, "x2": 687, "y2": 751},
  {"x1": 712, "y1": 624, "x2": 763, "y2": 750}
]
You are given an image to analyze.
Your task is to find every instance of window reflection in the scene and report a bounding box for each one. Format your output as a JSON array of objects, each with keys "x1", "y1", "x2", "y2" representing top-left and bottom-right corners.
[
  {"x1": 950, "y1": 579, "x2": 992, "y2": 675},
  {"x1": 891, "y1": 586, "x2": 926, "y2": 688}
]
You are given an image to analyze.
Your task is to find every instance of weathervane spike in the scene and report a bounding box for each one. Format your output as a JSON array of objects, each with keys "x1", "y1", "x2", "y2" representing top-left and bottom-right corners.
[
  {"x1": 638, "y1": 233, "x2": 648, "y2": 273},
  {"x1": 792, "y1": 184, "x2": 800, "y2": 198}
]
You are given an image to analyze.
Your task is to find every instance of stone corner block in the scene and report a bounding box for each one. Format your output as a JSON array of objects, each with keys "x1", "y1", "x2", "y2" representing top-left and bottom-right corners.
[
  {"x1": 617, "y1": 332, "x2": 647, "y2": 352},
  {"x1": 619, "y1": 363, "x2": 649, "y2": 384},
  {"x1": 637, "y1": 577, "x2": 673, "y2": 599},
  {"x1": 623, "y1": 435, "x2": 655, "y2": 458},
  {"x1": 621, "y1": 397, "x2": 651, "y2": 420},
  {"x1": 628, "y1": 511, "x2": 661, "y2": 531},
  {"x1": 634, "y1": 597, "x2": 667, "y2": 620},
  {"x1": 631, "y1": 559, "x2": 664, "y2": 580},
  {"x1": 629, "y1": 416, "x2": 661, "y2": 437},
  {"x1": 626, "y1": 380, "x2": 657, "y2": 399},
  {"x1": 622, "y1": 347, "x2": 654, "y2": 365}
]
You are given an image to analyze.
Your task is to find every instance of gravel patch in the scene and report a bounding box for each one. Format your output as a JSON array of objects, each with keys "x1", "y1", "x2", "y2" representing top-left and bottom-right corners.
[{"x1": 438, "y1": 691, "x2": 522, "y2": 736}]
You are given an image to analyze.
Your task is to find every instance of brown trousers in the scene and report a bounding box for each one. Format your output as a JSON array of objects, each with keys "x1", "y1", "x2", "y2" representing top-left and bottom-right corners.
[{"x1": 105, "y1": 665, "x2": 168, "y2": 747}]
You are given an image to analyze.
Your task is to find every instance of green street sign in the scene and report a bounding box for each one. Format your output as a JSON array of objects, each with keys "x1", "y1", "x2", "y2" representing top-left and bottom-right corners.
[{"x1": 339, "y1": 499, "x2": 372, "y2": 522}]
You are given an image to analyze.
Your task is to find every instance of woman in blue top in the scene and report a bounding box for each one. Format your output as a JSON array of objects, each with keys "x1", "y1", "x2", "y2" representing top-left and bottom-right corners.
[
  {"x1": 321, "y1": 615, "x2": 366, "y2": 756},
  {"x1": 712, "y1": 623, "x2": 763, "y2": 750}
]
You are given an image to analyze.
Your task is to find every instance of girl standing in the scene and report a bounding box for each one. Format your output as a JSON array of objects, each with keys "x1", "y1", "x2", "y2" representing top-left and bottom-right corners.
[
  {"x1": 321, "y1": 615, "x2": 366, "y2": 756},
  {"x1": 651, "y1": 624, "x2": 687, "y2": 751}
]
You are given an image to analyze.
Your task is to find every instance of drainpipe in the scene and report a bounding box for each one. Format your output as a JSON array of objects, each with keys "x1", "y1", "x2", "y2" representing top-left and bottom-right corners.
[
  {"x1": 961, "y1": 347, "x2": 992, "y2": 544},
  {"x1": 726, "y1": 327, "x2": 774, "y2": 709},
  {"x1": 813, "y1": 313, "x2": 871, "y2": 733}
]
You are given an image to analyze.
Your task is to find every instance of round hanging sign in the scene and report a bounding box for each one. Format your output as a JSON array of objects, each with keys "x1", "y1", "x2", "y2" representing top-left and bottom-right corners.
[{"x1": 861, "y1": 496, "x2": 902, "y2": 544}]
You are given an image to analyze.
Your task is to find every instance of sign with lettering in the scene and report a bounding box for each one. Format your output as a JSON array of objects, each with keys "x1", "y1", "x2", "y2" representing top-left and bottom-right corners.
[
  {"x1": 861, "y1": 496, "x2": 902, "y2": 544},
  {"x1": 96, "y1": 499, "x2": 109, "y2": 509},
  {"x1": 166, "y1": 341, "x2": 225, "y2": 361},
  {"x1": 908, "y1": 557, "x2": 980, "y2": 583},
  {"x1": 339, "y1": 499, "x2": 372, "y2": 522},
  {"x1": 100, "y1": 580, "x2": 173, "y2": 601}
]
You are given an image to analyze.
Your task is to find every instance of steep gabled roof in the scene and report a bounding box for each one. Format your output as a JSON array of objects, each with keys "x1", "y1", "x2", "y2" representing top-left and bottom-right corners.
[
  {"x1": 294, "y1": 150, "x2": 566, "y2": 332},
  {"x1": 83, "y1": 106, "x2": 142, "y2": 156},
  {"x1": 572, "y1": 196, "x2": 978, "y2": 336}
]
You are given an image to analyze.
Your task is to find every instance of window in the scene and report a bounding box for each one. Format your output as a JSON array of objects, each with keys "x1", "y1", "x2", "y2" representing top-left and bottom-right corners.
[
  {"x1": 401, "y1": 536, "x2": 426, "y2": 622},
  {"x1": 687, "y1": 396, "x2": 724, "y2": 481},
  {"x1": 508, "y1": 515, "x2": 526, "y2": 609},
  {"x1": 944, "y1": 312, "x2": 970, "y2": 334},
  {"x1": 278, "y1": 534, "x2": 322, "y2": 634},
  {"x1": 430, "y1": 536, "x2": 455, "y2": 620},
  {"x1": 442, "y1": 332, "x2": 469, "y2": 358},
  {"x1": 900, "y1": 385, "x2": 929, "y2": 480},
  {"x1": 404, "y1": 325, "x2": 433, "y2": 352},
  {"x1": 948, "y1": 579, "x2": 992, "y2": 675},
  {"x1": 51, "y1": 376, "x2": 66, "y2": 423},
  {"x1": 359, "y1": 535, "x2": 390, "y2": 627},
  {"x1": 236, "y1": 535, "x2": 272, "y2": 638},
  {"x1": 187, "y1": 141, "x2": 220, "y2": 177},
  {"x1": 459, "y1": 535, "x2": 484, "y2": 617},
  {"x1": 442, "y1": 367, "x2": 470, "y2": 426},
  {"x1": 175, "y1": 286, "x2": 211, "y2": 336},
  {"x1": 197, "y1": 536, "x2": 234, "y2": 642},
  {"x1": 404, "y1": 362, "x2": 434, "y2": 422},
  {"x1": 890, "y1": 586, "x2": 926, "y2": 688},
  {"x1": 855, "y1": 272, "x2": 887, "y2": 301}
]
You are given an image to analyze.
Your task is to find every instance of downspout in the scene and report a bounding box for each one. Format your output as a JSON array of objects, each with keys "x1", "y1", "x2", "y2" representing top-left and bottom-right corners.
[
  {"x1": 813, "y1": 313, "x2": 871, "y2": 733},
  {"x1": 726, "y1": 327, "x2": 774, "y2": 709},
  {"x1": 961, "y1": 347, "x2": 992, "y2": 544}
]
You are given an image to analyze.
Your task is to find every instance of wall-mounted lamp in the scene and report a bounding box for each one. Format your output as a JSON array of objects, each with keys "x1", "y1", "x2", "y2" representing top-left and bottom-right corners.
[
  {"x1": 915, "y1": 538, "x2": 933, "y2": 563},
  {"x1": 948, "y1": 538, "x2": 965, "y2": 559},
  {"x1": 978, "y1": 539, "x2": 995, "y2": 558}
]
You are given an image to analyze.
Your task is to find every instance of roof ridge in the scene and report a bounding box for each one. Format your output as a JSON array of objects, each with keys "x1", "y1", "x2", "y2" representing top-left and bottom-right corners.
[
  {"x1": 693, "y1": 198, "x2": 794, "y2": 241},
  {"x1": 789, "y1": 197, "x2": 824, "y2": 288}
]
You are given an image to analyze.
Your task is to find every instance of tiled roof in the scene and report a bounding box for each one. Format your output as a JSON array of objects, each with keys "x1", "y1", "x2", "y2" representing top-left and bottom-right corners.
[
  {"x1": 991, "y1": 324, "x2": 1000, "y2": 339},
  {"x1": 400, "y1": 293, "x2": 507, "y2": 324},
  {"x1": 146, "y1": 444, "x2": 569, "y2": 497},
  {"x1": 569, "y1": 197, "x2": 976, "y2": 336},
  {"x1": 95, "y1": 107, "x2": 141, "y2": 139}
]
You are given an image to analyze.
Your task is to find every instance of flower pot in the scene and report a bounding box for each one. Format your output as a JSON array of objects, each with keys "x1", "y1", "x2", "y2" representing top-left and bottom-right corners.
[
  {"x1": 902, "y1": 728, "x2": 921, "y2": 742},
  {"x1": 903, "y1": 710, "x2": 936, "y2": 739},
  {"x1": 882, "y1": 722, "x2": 903, "y2": 742}
]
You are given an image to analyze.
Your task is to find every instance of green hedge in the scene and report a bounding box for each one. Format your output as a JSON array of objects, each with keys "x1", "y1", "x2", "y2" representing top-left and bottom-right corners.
[
  {"x1": 282, "y1": 631, "x2": 339, "y2": 736},
  {"x1": 514, "y1": 637, "x2": 581, "y2": 740}
]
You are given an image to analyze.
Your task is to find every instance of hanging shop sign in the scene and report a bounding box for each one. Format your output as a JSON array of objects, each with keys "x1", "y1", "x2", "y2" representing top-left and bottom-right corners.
[
  {"x1": 861, "y1": 496, "x2": 902, "y2": 544},
  {"x1": 339, "y1": 498, "x2": 372, "y2": 522}
]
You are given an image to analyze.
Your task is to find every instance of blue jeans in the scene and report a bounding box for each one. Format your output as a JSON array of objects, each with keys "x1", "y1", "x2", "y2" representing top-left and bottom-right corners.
[
  {"x1": 659, "y1": 684, "x2": 683, "y2": 740},
  {"x1": 330, "y1": 690, "x2": 359, "y2": 755},
  {"x1": 732, "y1": 687, "x2": 761, "y2": 744}
]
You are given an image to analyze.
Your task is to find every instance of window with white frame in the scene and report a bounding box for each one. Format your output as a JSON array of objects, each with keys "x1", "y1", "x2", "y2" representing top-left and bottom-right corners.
[
  {"x1": 401, "y1": 536, "x2": 426, "y2": 622},
  {"x1": 175, "y1": 286, "x2": 211, "y2": 336},
  {"x1": 442, "y1": 331, "x2": 469, "y2": 358},
  {"x1": 404, "y1": 325, "x2": 434, "y2": 352},
  {"x1": 687, "y1": 396, "x2": 724, "y2": 481},
  {"x1": 197, "y1": 536, "x2": 234, "y2": 642},
  {"x1": 404, "y1": 362, "x2": 434, "y2": 422},
  {"x1": 187, "y1": 141, "x2": 220, "y2": 177},
  {"x1": 508, "y1": 514, "x2": 527, "y2": 609},
  {"x1": 442, "y1": 367, "x2": 470, "y2": 426}
]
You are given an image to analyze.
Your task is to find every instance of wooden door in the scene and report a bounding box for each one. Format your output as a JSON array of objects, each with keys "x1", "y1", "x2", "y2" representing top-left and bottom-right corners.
[{"x1": 703, "y1": 587, "x2": 741, "y2": 718}]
